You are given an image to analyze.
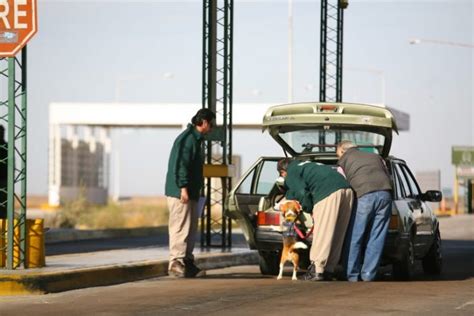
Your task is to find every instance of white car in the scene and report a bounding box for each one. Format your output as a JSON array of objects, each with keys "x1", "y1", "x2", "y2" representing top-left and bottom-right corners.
[{"x1": 225, "y1": 102, "x2": 442, "y2": 280}]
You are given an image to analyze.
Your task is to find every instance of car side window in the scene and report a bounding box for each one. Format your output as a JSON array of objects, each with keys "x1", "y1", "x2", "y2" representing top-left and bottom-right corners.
[
  {"x1": 400, "y1": 164, "x2": 421, "y2": 198},
  {"x1": 394, "y1": 163, "x2": 411, "y2": 199},
  {"x1": 255, "y1": 160, "x2": 279, "y2": 195},
  {"x1": 392, "y1": 164, "x2": 404, "y2": 199},
  {"x1": 238, "y1": 169, "x2": 255, "y2": 194}
]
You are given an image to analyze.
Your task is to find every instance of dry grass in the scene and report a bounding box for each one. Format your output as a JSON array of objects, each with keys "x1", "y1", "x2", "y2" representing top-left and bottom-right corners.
[
  {"x1": 50, "y1": 196, "x2": 169, "y2": 229},
  {"x1": 32, "y1": 195, "x2": 235, "y2": 230}
]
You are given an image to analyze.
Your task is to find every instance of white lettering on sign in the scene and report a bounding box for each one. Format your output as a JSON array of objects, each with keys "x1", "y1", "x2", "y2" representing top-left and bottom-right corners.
[
  {"x1": 15, "y1": 0, "x2": 27, "y2": 29},
  {"x1": 0, "y1": 0, "x2": 11, "y2": 29},
  {"x1": 0, "y1": 0, "x2": 28, "y2": 29}
]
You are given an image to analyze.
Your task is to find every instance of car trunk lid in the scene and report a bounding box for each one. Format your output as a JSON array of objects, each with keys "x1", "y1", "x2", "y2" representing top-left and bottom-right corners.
[{"x1": 262, "y1": 102, "x2": 398, "y2": 158}]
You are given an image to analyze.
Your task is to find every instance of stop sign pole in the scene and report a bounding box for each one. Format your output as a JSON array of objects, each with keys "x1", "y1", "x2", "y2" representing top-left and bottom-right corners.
[{"x1": 0, "y1": 0, "x2": 37, "y2": 269}]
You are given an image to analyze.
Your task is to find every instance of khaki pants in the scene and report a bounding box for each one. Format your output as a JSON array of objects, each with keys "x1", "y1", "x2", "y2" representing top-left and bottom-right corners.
[
  {"x1": 310, "y1": 188, "x2": 353, "y2": 273},
  {"x1": 167, "y1": 197, "x2": 198, "y2": 269}
]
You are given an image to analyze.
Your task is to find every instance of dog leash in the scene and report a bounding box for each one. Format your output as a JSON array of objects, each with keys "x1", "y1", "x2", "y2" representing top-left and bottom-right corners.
[{"x1": 294, "y1": 224, "x2": 314, "y2": 240}]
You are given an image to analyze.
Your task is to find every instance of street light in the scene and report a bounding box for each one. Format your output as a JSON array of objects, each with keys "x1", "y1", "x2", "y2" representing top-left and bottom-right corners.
[
  {"x1": 409, "y1": 38, "x2": 474, "y2": 48},
  {"x1": 288, "y1": 0, "x2": 293, "y2": 103}
]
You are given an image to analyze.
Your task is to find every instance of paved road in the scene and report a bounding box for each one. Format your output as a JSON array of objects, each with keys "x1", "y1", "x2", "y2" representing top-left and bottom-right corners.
[
  {"x1": 1, "y1": 215, "x2": 473, "y2": 315},
  {"x1": 45, "y1": 230, "x2": 248, "y2": 256}
]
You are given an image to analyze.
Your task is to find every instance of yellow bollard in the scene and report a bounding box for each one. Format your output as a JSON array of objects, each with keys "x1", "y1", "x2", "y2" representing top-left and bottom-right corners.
[
  {"x1": 0, "y1": 218, "x2": 45, "y2": 268},
  {"x1": 26, "y1": 219, "x2": 45, "y2": 268}
]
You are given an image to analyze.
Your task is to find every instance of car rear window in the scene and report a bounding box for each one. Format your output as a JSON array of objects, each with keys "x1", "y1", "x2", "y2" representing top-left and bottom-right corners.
[{"x1": 279, "y1": 129, "x2": 385, "y2": 155}]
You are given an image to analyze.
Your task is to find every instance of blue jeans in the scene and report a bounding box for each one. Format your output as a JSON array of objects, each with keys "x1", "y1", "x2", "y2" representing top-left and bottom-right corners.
[{"x1": 345, "y1": 190, "x2": 392, "y2": 281}]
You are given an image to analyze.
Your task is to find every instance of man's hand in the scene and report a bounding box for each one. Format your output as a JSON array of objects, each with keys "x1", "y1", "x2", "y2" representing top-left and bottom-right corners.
[{"x1": 180, "y1": 187, "x2": 189, "y2": 204}]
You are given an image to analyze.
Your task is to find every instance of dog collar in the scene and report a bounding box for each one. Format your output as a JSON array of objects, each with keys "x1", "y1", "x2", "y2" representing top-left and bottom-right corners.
[{"x1": 282, "y1": 221, "x2": 297, "y2": 238}]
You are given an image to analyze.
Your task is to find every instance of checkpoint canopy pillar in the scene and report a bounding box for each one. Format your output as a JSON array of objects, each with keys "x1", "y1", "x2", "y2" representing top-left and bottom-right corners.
[
  {"x1": 48, "y1": 125, "x2": 109, "y2": 206},
  {"x1": 467, "y1": 179, "x2": 473, "y2": 214}
]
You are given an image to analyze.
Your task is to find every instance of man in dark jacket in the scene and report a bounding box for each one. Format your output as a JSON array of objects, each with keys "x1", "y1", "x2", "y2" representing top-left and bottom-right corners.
[
  {"x1": 165, "y1": 108, "x2": 215, "y2": 278},
  {"x1": 277, "y1": 158, "x2": 353, "y2": 281},
  {"x1": 337, "y1": 140, "x2": 393, "y2": 282}
]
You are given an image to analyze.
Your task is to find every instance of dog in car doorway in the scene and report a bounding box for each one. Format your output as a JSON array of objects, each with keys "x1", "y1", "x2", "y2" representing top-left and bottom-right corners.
[{"x1": 277, "y1": 200, "x2": 308, "y2": 280}]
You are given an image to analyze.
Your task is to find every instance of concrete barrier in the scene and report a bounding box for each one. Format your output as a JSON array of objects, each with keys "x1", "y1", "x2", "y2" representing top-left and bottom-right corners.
[{"x1": 0, "y1": 250, "x2": 259, "y2": 295}]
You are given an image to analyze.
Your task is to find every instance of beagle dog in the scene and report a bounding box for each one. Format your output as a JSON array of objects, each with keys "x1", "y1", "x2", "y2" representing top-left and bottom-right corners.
[{"x1": 277, "y1": 200, "x2": 308, "y2": 280}]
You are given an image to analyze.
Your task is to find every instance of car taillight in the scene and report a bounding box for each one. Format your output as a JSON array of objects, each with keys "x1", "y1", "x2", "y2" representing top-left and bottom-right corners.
[
  {"x1": 319, "y1": 105, "x2": 338, "y2": 112},
  {"x1": 256, "y1": 212, "x2": 280, "y2": 226},
  {"x1": 389, "y1": 214, "x2": 399, "y2": 230}
]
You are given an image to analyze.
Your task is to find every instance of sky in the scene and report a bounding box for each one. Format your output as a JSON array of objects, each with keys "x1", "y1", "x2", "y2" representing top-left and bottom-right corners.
[{"x1": 22, "y1": 0, "x2": 473, "y2": 197}]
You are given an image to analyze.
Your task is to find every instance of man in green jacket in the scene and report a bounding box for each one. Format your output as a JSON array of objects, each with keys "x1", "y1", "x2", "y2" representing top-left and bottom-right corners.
[
  {"x1": 277, "y1": 158, "x2": 354, "y2": 281},
  {"x1": 165, "y1": 108, "x2": 215, "y2": 278}
]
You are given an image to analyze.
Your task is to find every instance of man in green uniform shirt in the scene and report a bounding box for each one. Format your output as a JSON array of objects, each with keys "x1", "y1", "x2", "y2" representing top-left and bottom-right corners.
[
  {"x1": 165, "y1": 108, "x2": 215, "y2": 278},
  {"x1": 277, "y1": 158, "x2": 354, "y2": 281}
]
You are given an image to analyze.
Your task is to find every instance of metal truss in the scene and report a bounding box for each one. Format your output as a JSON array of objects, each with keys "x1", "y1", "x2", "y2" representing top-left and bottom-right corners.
[
  {"x1": 0, "y1": 47, "x2": 28, "y2": 269},
  {"x1": 202, "y1": 0, "x2": 233, "y2": 247},
  {"x1": 319, "y1": 1, "x2": 347, "y2": 148},
  {"x1": 320, "y1": 0, "x2": 347, "y2": 103}
]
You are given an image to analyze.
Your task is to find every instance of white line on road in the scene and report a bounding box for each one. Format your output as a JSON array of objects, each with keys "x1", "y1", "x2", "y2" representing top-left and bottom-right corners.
[{"x1": 455, "y1": 300, "x2": 474, "y2": 310}]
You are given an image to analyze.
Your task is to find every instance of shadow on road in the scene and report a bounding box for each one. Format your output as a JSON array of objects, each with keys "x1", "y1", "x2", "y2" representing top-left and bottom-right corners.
[
  {"x1": 202, "y1": 273, "x2": 271, "y2": 280},
  {"x1": 375, "y1": 239, "x2": 474, "y2": 282}
]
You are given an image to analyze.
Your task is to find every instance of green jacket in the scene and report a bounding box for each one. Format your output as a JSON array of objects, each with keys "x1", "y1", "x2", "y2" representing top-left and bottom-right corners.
[
  {"x1": 165, "y1": 124, "x2": 204, "y2": 201},
  {"x1": 284, "y1": 160, "x2": 351, "y2": 212}
]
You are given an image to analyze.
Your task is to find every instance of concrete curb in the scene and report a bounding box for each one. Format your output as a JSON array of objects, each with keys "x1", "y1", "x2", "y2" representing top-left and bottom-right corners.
[{"x1": 0, "y1": 251, "x2": 259, "y2": 295}]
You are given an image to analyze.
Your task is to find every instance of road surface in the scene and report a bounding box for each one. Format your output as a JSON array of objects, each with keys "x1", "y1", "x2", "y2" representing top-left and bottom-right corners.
[{"x1": 0, "y1": 215, "x2": 472, "y2": 315}]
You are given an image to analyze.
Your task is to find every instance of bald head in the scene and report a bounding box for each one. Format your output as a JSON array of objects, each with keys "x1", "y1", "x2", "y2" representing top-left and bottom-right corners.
[{"x1": 337, "y1": 140, "x2": 356, "y2": 158}]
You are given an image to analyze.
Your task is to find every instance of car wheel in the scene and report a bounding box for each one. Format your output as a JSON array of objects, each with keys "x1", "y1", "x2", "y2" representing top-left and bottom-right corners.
[
  {"x1": 258, "y1": 250, "x2": 281, "y2": 276},
  {"x1": 392, "y1": 237, "x2": 415, "y2": 281},
  {"x1": 422, "y1": 229, "x2": 442, "y2": 275}
]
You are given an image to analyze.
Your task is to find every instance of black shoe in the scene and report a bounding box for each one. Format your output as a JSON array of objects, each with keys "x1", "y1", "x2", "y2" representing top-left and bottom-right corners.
[
  {"x1": 322, "y1": 271, "x2": 337, "y2": 281},
  {"x1": 299, "y1": 263, "x2": 331, "y2": 281},
  {"x1": 185, "y1": 261, "x2": 206, "y2": 278},
  {"x1": 299, "y1": 263, "x2": 323, "y2": 281},
  {"x1": 301, "y1": 271, "x2": 325, "y2": 281},
  {"x1": 168, "y1": 261, "x2": 185, "y2": 278}
]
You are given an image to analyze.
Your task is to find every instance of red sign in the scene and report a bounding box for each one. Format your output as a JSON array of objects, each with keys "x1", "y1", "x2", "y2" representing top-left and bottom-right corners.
[{"x1": 0, "y1": 0, "x2": 37, "y2": 57}]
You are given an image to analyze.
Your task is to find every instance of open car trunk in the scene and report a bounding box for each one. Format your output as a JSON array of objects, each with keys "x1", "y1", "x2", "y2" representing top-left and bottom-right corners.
[{"x1": 262, "y1": 102, "x2": 398, "y2": 158}]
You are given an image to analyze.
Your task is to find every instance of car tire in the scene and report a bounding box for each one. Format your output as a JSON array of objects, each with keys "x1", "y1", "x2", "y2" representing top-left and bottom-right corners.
[
  {"x1": 422, "y1": 229, "x2": 442, "y2": 275},
  {"x1": 392, "y1": 237, "x2": 415, "y2": 281},
  {"x1": 258, "y1": 251, "x2": 281, "y2": 276}
]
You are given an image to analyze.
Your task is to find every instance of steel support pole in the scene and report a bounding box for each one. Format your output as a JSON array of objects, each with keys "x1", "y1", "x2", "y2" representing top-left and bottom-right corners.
[
  {"x1": 6, "y1": 57, "x2": 15, "y2": 269},
  {"x1": 2, "y1": 47, "x2": 28, "y2": 269},
  {"x1": 319, "y1": 1, "x2": 346, "y2": 147},
  {"x1": 20, "y1": 47, "x2": 28, "y2": 266},
  {"x1": 202, "y1": 0, "x2": 233, "y2": 248},
  {"x1": 319, "y1": 0, "x2": 345, "y2": 103},
  {"x1": 319, "y1": 0, "x2": 327, "y2": 103}
]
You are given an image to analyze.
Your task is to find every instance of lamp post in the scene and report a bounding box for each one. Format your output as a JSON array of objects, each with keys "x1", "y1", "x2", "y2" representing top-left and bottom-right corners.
[
  {"x1": 409, "y1": 38, "x2": 474, "y2": 48},
  {"x1": 288, "y1": 0, "x2": 293, "y2": 103}
]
